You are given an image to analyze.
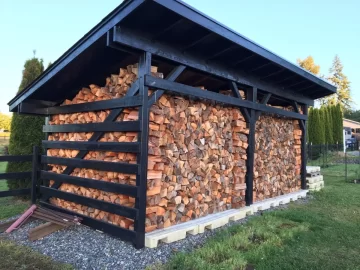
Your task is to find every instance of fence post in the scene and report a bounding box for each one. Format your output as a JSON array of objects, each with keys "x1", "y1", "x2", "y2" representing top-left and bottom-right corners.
[
  {"x1": 345, "y1": 150, "x2": 347, "y2": 182},
  {"x1": 31, "y1": 146, "x2": 40, "y2": 204}
]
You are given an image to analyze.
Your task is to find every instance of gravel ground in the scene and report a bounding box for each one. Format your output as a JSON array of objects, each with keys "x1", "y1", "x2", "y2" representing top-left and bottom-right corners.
[{"x1": 1, "y1": 196, "x2": 311, "y2": 270}]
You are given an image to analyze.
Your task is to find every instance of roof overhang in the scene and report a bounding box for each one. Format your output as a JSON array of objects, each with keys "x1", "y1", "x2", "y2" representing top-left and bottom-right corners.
[{"x1": 8, "y1": 0, "x2": 336, "y2": 112}]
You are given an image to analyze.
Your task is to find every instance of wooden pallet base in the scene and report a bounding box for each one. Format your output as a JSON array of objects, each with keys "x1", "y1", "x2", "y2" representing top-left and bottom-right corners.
[
  {"x1": 306, "y1": 175, "x2": 323, "y2": 184},
  {"x1": 252, "y1": 190, "x2": 309, "y2": 212},
  {"x1": 307, "y1": 171, "x2": 321, "y2": 177},
  {"x1": 308, "y1": 181, "x2": 325, "y2": 191},
  {"x1": 306, "y1": 166, "x2": 321, "y2": 173},
  {"x1": 145, "y1": 190, "x2": 308, "y2": 248}
]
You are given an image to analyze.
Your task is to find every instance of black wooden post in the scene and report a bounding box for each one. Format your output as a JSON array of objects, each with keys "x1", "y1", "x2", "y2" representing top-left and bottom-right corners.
[
  {"x1": 245, "y1": 87, "x2": 257, "y2": 206},
  {"x1": 31, "y1": 145, "x2": 40, "y2": 204},
  {"x1": 135, "y1": 51, "x2": 151, "y2": 249},
  {"x1": 301, "y1": 105, "x2": 308, "y2": 189}
]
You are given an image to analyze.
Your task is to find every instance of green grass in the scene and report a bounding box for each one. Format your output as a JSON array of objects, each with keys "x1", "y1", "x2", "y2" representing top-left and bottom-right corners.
[
  {"x1": 0, "y1": 161, "x2": 28, "y2": 220},
  {"x1": 0, "y1": 238, "x2": 73, "y2": 270},
  {"x1": 159, "y1": 164, "x2": 360, "y2": 270}
]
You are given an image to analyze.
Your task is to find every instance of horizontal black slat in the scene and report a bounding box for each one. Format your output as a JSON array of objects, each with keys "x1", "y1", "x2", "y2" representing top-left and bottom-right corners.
[
  {"x1": 45, "y1": 95, "x2": 143, "y2": 115},
  {"x1": 41, "y1": 171, "x2": 138, "y2": 197},
  {"x1": 41, "y1": 156, "x2": 138, "y2": 174},
  {"x1": 0, "y1": 172, "x2": 31, "y2": 180},
  {"x1": 144, "y1": 75, "x2": 307, "y2": 120},
  {"x1": 43, "y1": 121, "x2": 141, "y2": 133},
  {"x1": 42, "y1": 141, "x2": 140, "y2": 153},
  {"x1": 39, "y1": 201, "x2": 136, "y2": 243},
  {"x1": 0, "y1": 155, "x2": 33, "y2": 162},
  {"x1": 40, "y1": 187, "x2": 137, "y2": 220},
  {"x1": 0, "y1": 188, "x2": 31, "y2": 197}
]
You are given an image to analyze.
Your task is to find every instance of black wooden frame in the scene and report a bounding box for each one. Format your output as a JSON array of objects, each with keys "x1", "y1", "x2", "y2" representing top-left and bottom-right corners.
[
  {"x1": 13, "y1": 37, "x2": 309, "y2": 249},
  {"x1": 0, "y1": 151, "x2": 38, "y2": 202}
]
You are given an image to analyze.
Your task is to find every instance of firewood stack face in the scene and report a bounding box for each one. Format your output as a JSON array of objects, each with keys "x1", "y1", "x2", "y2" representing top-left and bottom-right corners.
[
  {"x1": 46, "y1": 64, "x2": 249, "y2": 232},
  {"x1": 46, "y1": 63, "x2": 302, "y2": 233},
  {"x1": 146, "y1": 96, "x2": 248, "y2": 230},
  {"x1": 253, "y1": 115, "x2": 302, "y2": 202}
]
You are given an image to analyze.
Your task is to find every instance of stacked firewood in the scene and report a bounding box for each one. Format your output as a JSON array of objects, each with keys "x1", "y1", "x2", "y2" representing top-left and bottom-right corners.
[
  {"x1": 145, "y1": 96, "x2": 248, "y2": 230},
  {"x1": 253, "y1": 115, "x2": 301, "y2": 201},
  {"x1": 47, "y1": 64, "x2": 248, "y2": 232}
]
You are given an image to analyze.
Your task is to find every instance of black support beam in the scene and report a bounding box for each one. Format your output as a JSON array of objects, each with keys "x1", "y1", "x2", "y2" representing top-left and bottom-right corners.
[
  {"x1": 20, "y1": 96, "x2": 143, "y2": 115},
  {"x1": 40, "y1": 201, "x2": 137, "y2": 244},
  {"x1": 40, "y1": 186, "x2": 138, "y2": 220},
  {"x1": 0, "y1": 155, "x2": 32, "y2": 162},
  {"x1": 148, "y1": 65, "x2": 186, "y2": 106},
  {"x1": 112, "y1": 27, "x2": 314, "y2": 106},
  {"x1": 135, "y1": 51, "x2": 151, "y2": 249},
  {"x1": 145, "y1": 76, "x2": 307, "y2": 120},
  {"x1": 41, "y1": 156, "x2": 138, "y2": 174},
  {"x1": 301, "y1": 104, "x2": 308, "y2": 190},
  {"x1": 245, "y1": 87, "x2": 257, "y2": 206},
  {"x1": 0, "y1": 188, "x2": 31, "y2": 197},
  {"x1": 42, "y1": 141, "x2": 140, "y2": 153},
  {"x1": 43, "y1": 121, "x2": 141, "y2": 133},
  {"x1": 45, "y1": 80, "x2": 140, "y2": 198},
  {"x1": 41, "y1": 171, "x2": 138, "y2": 197}
]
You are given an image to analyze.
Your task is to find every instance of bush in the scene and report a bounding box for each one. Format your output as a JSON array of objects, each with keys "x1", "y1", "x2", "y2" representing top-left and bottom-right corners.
[{"x1": 6, "y1": 57, "x2": 44, "y2": 191}]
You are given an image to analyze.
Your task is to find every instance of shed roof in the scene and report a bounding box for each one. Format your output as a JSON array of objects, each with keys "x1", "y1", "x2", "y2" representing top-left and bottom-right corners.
[{"x1": 8, "y1": 0, "x2": 336, "y2": 111}]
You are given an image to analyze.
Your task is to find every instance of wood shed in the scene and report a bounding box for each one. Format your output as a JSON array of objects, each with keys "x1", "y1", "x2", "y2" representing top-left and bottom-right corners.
[{"x1": 8, "y1": 0, "x2": 336, "y2": 248}]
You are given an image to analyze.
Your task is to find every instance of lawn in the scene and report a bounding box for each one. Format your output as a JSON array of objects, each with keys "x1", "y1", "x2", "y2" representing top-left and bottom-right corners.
[
  {"x1": 0, "y1": 239, "x2": 73, "y2": 270},
  {"x1": 159, "y1": 164, "x2": 360, "y2": 270}
]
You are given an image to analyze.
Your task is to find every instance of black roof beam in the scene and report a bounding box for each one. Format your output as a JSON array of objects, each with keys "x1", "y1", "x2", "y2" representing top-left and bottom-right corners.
[
  {"x1": 282, "y1": 80, "x2": 309, "y2": 89},
  {"x1": 154, "y1": 0, "x2": 335, "y2": 92},
  {"x1": 260, "y1": 68, "x2": 285, "y2": 80},
  {"x1": 112, "y1": 27, "x2": 314, "y2": 105},
  {"x1": 181, "y1": 32, "x2": 214, "y2": 52},
  {"x1": 206, "y1": 45, "x2": 237, "y2": 61},
  {"x1": 250, "y1": 63, "x2": 271, "y2": 72},
  {"x1": 273, "y1": 74, "x2": 298, "y2": 84},
  {"x1": 151, "y1": 18, "x2": 186, "y2": 41},
  {"x1": 232, "y1": 54, "x2": 255, "y2": 67}
]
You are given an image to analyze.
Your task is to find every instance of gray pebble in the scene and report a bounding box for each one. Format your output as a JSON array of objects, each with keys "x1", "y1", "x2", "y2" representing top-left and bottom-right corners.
[{"x1": 1, "y1": 197, "x2": 310, "y2": 270}]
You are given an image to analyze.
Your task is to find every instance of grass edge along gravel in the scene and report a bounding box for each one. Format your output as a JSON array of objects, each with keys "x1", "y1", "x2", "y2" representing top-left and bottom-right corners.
[
  {"x1": 0, "y1": 238, "x2": 73, "y2": 270},
  {"x1": 153, "y1": 164, "x2": 360, "y2": 270}
]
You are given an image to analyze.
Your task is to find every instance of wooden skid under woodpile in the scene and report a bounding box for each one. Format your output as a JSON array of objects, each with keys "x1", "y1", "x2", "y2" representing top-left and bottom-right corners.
[{"x1": 145, "y1": 190, "x2": 308, "y2": 248}]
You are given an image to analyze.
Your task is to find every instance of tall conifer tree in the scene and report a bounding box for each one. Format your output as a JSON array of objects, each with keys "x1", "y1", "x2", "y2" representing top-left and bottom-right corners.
[{"x1": 6, "y1": 56, "x2": 45, "y2": 190}]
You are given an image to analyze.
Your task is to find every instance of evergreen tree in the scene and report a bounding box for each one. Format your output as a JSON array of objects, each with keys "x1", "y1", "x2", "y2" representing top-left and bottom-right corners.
[
  {"x1": 334, "y1": 104, "x2": 344, "y2": 145},
  {"x1": 6, "y1": 57, "x2": 45, "y2": 190},
  {"x1": 344, "y1": 109, "x2": 360, "y2": 123},
  {"x1": 307, "y1": 108, "x2": 313, "y2": 143},
  {"x1": 320, "y1": 106, "x2": 332, "y2": 144},
  {"x1": 322, "y1": 55, "x2": 352, "y2": 111},
  {"x1": 326, "y1": 106, "x2": 334, "y2": 144},
  {"x1": 308, "y1": 108, "x2": 325, "y2": 144}
]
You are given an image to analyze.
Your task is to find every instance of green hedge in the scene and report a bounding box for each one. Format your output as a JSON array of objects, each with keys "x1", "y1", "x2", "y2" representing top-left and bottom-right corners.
[{"x1": 6, "y1": 58, "x2": 45, "y2": 190}]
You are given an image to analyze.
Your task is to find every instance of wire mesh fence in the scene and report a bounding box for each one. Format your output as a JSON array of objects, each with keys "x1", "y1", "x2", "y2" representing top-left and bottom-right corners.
[{"x1": 307, "y1": 142, "x2": 360, "y2": 182}]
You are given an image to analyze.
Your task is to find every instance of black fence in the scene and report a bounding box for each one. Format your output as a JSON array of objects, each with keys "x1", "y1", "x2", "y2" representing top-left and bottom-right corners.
[
  {"x1": 307, "y1": 142, "x2": 360, "y2": 182},
  {"x1": 0, "y1": 147, "x2": 38, "y2": 203}
]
